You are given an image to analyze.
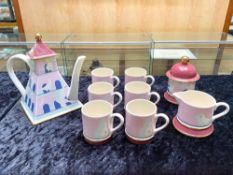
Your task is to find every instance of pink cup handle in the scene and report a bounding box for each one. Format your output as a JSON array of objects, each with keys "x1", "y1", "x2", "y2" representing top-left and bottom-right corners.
[
  {"x1": 112, "y1": 76, "x2": 120, "y2": 88},
  {"x1": 112, "y1": 92, "x2": 122, "y2": 108},
  {"x1": 149, "y1": 92, "x2": 160, "y2": 105},
  {"x1": 145, "y1": 75, "x2": 155, "y2": 86},
  {"x1": 212, "y1": 102, "x2": 230, "y2": 121},
  {"x1": 110, "y1": 113, "x2": 124, "y2": 133},
  {"x1": 153, "y1": 113, "x2": 170, "y2": 134}
]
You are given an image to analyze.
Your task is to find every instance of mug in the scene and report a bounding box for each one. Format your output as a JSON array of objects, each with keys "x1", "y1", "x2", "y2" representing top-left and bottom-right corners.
[
  {"x1": 81, "y1": 100, "x2": 124, "y2": 142},
  {"x1": 125, "y1": 67, "x2": 155, "y2": 86},
  {"x1": 125, "y1": 99, "x2": 170, "y2": 140},
  {"x1": 91, "y1": 67, "x2": 120, "y2": 88},
  {"x1": 173, "y1": 90, "x2": 230, "y2": 129},
  {"x1": 88, "y1": 82, "x2": 122, "y2": 108},
  {"x1": 124, "y1": 81, "x2": 160, "y2": 106}
]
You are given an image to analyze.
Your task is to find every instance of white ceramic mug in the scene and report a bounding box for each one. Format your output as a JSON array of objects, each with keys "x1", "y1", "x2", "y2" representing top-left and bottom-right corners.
[
  {"x1": 81, "y1": 100, "x2": 124, "y2": 142},
  {"x1": 91, "y1": 67, "x2": 120, "y2": 88},
  {"x1": 125, "y1": 67, "x2": 155, "y2": 86},
  {"x1": 124, "y1": 81, "x2": 160, "y2": 106},
  {"x1": 125, "y1": 99, "x2": 170, "y2": 139},
  {"x1": 88, "y1": 82, "x2": 122, "y2": 108}
]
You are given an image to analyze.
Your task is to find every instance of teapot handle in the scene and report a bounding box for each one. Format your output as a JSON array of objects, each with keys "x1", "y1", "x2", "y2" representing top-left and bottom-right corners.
[{"x1": 7, "y1": 54, "x2": 32, "y2": 97}]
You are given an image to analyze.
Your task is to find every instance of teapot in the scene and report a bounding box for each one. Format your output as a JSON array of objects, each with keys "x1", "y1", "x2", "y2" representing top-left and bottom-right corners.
[
  {"x1": 173, "y1": 90, "x2": 230, "y2": 130},
  {"x1": 7, "y1": 34, "x2": 86, "y2": 125}
]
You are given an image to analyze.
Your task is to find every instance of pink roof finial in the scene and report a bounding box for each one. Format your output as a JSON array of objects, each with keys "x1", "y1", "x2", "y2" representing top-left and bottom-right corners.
[{"x1": 27, "y1": 33, "x2": 56, "y2": 60}]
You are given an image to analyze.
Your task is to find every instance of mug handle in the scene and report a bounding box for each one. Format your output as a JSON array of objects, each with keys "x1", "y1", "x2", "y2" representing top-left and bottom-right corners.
[
  {"x1": 112, "y1": 92, "x2": 123, "y2": 108},
  {"x1": 149, "y1": 92, "x2": 160, "y2": 105},
  {"x1": 112, "y1": 76, "x2": 120, "y2": 88},
  {"x1": 212, "y1": 102, "x2": 230, "y2": 121},
  {"x1": 145, "y1": 75, "x2": 155, "y2": 86},
  {"x1": 110, "y1": 113, "x2": 124, "y2": 133},
  {"x1": 7, "y1": 54, "x2": 32, "y2": 97},
  {"x1": 153, "y1": 113, "x2": 170, "y2": 134}
]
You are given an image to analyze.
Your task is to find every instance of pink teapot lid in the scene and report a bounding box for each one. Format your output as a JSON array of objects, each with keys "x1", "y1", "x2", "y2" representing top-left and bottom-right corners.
[
  {"x1": 166, "y1": 56, "x2": 200, "y2": 82},
  {"x1": 27, "y1": 33, "x2": 56, "y2": 59}
]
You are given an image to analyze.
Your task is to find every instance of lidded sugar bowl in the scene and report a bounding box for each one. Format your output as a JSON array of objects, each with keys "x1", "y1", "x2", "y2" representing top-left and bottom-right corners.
[{"x1": 164, "y1": 56, "x2": 200, "y2": 104}]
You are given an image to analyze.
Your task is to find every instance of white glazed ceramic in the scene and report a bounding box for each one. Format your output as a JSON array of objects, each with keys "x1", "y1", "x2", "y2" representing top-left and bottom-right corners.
[
  {"x1": 125, "y1": 67, "x2": 155, "y2": 86},
  {"x1": 167, "y1": 79, "x2": 196, "y2": 96},
  {"x1": 91, "y1": 67, "x2": 120, "y2": 88},
  {"x1": 165, "y1": 57, "x2": 200, "y2": 104},
  {"x1": 88, "y1": 82, "x2": 122, "y2": 108},
  {"x1": 124, "y1": 81, "x2": 160, "y2": 106},
  {"x1": 173, "y1": 90, "x2": 230, "y2": 129},
  {"x1": 81, "y1": 100, "x2": 124, "y2": 142},
  {"x1": 125, "y1": 99, "x2": 169, "y2": 139},
  {"x1": 6, "y1": 34, "x2": 85, "y2": 125}
]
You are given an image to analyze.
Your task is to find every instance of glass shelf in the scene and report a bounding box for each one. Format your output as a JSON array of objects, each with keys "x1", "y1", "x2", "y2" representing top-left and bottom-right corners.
[
  {"x1": 63, "y1": 33, "x2": 152, "y2": 76},
  {"x1": 0, "y1": 32, "x2": 233, "y2": 76},
  {"x1": 150, "y1": 32, "x2": 233, "y2": 75}
]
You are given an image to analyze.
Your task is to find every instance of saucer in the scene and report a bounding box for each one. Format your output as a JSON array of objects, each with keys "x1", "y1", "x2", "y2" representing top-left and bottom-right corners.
[
  {"x1": 172, "y1": 116, "x2": 214, "y2": 138},
  {"x1": 164, "y1": 91, "x2": 178, "y2": 104},
  {"x1": 83, "y1": 133, "x2": 112, "y2": 145},
  {"x1": 125, "y1": 130, "x2": 154, "y2": 144}
]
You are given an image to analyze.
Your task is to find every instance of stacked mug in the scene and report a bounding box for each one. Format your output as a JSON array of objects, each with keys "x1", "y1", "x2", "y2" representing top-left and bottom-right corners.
[
  {"x1": 81, "y1": 66, "x2": 170, "y2": 145},
  {"x1": 124, "y1": 67, "x2": 170, "y2": 144},
  {"x1": 82, "y1": 67, "x2": 124, "y2": 144}
]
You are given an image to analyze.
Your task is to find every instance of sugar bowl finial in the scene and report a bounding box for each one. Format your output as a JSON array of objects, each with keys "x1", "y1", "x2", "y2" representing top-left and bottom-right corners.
[
  {"x1": 35, "y1": 33, "x2": 42, "y2": 42},
  {"x1": 181, "y1": 56, "x2": 190, "y2": 64}
]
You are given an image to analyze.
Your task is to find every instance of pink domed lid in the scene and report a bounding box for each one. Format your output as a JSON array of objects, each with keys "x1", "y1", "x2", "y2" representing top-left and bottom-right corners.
[
  {"x1": 27, "y1": 33, "x2": 56, "y2": 60},
  {"x1": 166, "y1": 56, "x2": 200, "y2": 82}
]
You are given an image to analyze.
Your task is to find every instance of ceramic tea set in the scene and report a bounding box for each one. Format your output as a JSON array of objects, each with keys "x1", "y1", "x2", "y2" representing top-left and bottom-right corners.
[{"x1": 6, "y1": 34, "x2": 230, "y2": 144}]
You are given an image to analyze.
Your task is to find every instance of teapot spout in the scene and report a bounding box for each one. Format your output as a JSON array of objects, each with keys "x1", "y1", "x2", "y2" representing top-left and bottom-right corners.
[{"x1": 67, "y1": 55, "x2": 86, "y2": 101}]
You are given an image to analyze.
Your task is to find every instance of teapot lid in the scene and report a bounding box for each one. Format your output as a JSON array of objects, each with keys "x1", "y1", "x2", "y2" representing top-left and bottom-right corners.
[
  {"x1": 166, "y1": 56, "x2": 200, "y2": 82},
  {"x1": 27, "y1": 33, "x2": 56, "y2": 59}
]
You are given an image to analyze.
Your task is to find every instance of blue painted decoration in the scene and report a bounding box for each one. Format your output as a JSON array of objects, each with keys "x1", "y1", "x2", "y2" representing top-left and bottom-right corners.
[
  {"x1": 55, "y1": 80, "x2": 62, "y2": 90},
  {"x1": 31, "y1": 103, "x2": 34, "y2": 112},
  {"x1": 54, "y1": 101, "x2": 61, "y2": 109},
  {"x1": 43, "y1": 104, "x2": 50, "y2": 113},
  {"x1": 66, "y1": 102, "x2": 72, "y2": 106},
  {"x1": 32, "y1": 84, "x2": 36, "y2": 92},
  {"x1": 28, "y1": 98, "x2": 31, "y2": 107},
  {"x1": 25, "y1": 95, "x2": 28, "y2": 103},
  {"x1": 44, "y1": 63, "x2": 52, "y2": 73}
]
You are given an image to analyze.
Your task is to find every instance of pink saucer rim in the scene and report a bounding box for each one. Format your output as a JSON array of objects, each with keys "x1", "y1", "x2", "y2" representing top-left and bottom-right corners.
[
  {"x1": 176, "y1": 115, "x2": 213, "y2": 130},
  {"x1": 172, "y1": 116, "x2": 214, "y2": 138},
  {"x1": 164, "y1": 91, "x2": 178, "y2": 104}
]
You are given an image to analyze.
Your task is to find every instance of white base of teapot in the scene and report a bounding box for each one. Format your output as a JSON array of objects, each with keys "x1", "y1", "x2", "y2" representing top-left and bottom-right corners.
[{"x1": 20, "y1": 99, "x2": 83, "y2": 125}]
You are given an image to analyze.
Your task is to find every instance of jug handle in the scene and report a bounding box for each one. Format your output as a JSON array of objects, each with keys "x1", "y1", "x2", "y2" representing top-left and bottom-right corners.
[
  {"x1": 7, "y1": 54, "x2": 32, "y2": 97},
  {"x1": 212, "y1": 102, "x2": 230, "y2": 121}
]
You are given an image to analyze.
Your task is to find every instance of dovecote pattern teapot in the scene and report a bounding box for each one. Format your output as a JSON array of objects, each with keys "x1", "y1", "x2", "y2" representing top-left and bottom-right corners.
[{"x1": 7, "y1": 34, "x2": 86, "y2": 125}]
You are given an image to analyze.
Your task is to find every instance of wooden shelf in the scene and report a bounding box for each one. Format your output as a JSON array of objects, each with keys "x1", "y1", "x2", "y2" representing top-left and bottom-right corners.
[{"x1": 0, "y1": 21, "x2": 17, "y2": 27}]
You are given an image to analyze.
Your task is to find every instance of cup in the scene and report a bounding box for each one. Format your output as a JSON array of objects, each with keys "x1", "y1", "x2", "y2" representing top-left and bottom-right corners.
[
  {"x1": 124, "y1": 81, "x2": 160, "y2": 106},
  {"x1": 125, "y1": 67, "x2": 155, "y2": 86},
  {"x1": 88, "y1": 82, "x2": 122, "y2": 108},
  {"x1": 81, "y1": 100, "x2": 124, "y2": 143},
  {"x1": 91, "y1": 67, "x2": 120, "y2": 88},
  {"x1": 125, "y1": 99, "x2": 169, "y2": 142}
]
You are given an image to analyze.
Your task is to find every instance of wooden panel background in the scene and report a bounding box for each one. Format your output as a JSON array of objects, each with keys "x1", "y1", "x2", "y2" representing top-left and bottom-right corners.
[
  {"x1": 16, "y1": 0, "x2": 233, "y2": 76},
  {"x1": 18, "y1": 0, "x2": 230, "y2": 34}
]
